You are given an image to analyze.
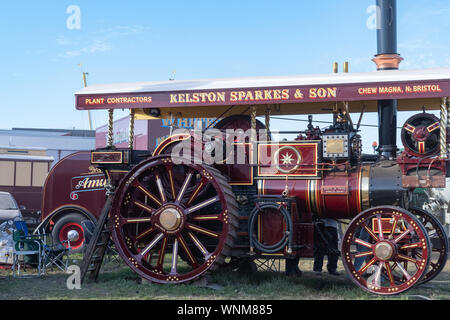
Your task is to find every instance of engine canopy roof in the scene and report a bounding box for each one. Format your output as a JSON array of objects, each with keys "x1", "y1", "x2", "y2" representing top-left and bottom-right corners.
[{"x1": 75, "y1": 68, "x2": 450, "y2": 119}]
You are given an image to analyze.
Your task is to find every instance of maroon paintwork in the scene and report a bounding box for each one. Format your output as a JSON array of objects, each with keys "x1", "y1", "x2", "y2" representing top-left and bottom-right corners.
[
  {"x1": 41, "y1": 151, "x2": 107, "y2": 228},
  {"x1": 261, "y1": 169, "x2": 366, "y2": 219}
]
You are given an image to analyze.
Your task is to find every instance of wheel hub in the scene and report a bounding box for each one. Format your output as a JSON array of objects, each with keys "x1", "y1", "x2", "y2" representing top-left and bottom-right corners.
[
  {"x1": 374, "y1": 241, "x2": 395, "y2": 261},
  {"x1": 67, "y1": 230, "x2": 80, "y2": 242},
  {"x1": 159, "y1": 207, "x2": 183, "y2": 231},
  {"x1": 413, "y1": 127, "x2": 429, "y2": 141}
]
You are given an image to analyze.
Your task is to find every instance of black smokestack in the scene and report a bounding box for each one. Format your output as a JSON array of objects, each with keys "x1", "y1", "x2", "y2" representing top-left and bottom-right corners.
[
  {"x1": 373, "y1": 0, "x2": 402, "y2": 159},
  {"x1": 376, "y1": 0, "x2": 398, "y2": 58}
]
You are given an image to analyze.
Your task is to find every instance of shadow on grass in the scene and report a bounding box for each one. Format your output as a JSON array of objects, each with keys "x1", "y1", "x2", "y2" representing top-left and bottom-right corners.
[{"x1": 4, "y1": 256, "x2": 447, "y2": 300}]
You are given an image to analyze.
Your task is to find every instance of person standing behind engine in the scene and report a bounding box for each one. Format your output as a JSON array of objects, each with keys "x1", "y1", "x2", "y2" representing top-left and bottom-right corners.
[{"x1": 313, "y1": 218, "x2": 340, "y2": 276}]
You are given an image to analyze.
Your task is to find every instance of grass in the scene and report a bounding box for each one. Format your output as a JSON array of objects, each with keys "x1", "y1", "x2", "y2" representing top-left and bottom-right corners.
[{"x1": 0, "y1": 255, "x2": 449, "y2": 300}]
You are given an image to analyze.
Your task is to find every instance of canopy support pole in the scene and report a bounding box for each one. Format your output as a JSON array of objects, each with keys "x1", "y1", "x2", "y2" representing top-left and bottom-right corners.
[
  {"x1": 441, "y1": 97, "x2": 449, "y2": 159},
  {"x1": 251, "y1": 106, "x2": 257, "y2": 165},
  {"x1": 107, "y1": 109, "x2": 114, "y2": 147},
  {"x1": 447, "y1": 98, "x2": 450, "y2": 155},
  {"x1": 129, "y1": 109, "x2": 135, "y2": 150},
  {"x1": 265, "y1": 105, "x2": 271, "y2": 141}
]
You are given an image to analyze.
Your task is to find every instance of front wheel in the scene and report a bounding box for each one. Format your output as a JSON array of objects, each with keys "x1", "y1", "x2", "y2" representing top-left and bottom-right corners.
[
  {"x1": 341, "y1": 206, "x2": 431, "y2": 295},
  {"x1": 52, "y1": 213, "x2": 86, "y2": 253}
]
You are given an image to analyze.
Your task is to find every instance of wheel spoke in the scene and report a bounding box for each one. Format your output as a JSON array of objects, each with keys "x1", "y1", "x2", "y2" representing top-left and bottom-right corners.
[
  {"x1": 384, "y1": 262, "x2": 395, "y2": 286},
  {"x1": 166, "y1": 166, "x2": 176, "y2": 200},
  {"x1": 355, "y1": 238, "x2": 373, "y2": 249},
  {"x1": 133, "y1": 201, "x2": 155, "y2": 214},
  {"x1": 170, "y1": 238, "x2": 179, "y2": 274},
  {"x1": 186, "y1": 180, "x2": 207, "y2": 206},
  {"x1": 390, "y1": 216, "x2": 398, "y2": 238},
  {"x1": 186, "y1": 223, "x2": 220, "y2": 238},
  {"x1": 363, "y1": 224, "x2": 379, "y2": 242},
  {"x1": 135, "y1": 182, "x2": 162, "y2": 206},
  {"x1": 395, "y1": 260, "x2": 412, "y2": 281},
  {"x1": 157, "y1": 237, "x2": 168, "y2": 270},
  {"x1": 427, "y1": 122, "x2": 440, "y2": 132},
  {"x1": 377, "y1": 216, "x2": 384, "y2": 240},
  {"x1": 185, "y1": 196, "x2": 220, "y2": 215},
  {"x1": 177, "y1": 234, "x2": 198, "y2": 267},
  {"x1": 358, "y1": 257, "x2": 377, "y2": 274},
  {"x1": 191, "y1": 214, "x2": 221, "y2": 222},
  {"x1": 393, "y1": 229, "x2": 410, "y2": 244},
  {"x1": 138, "y1": 233, "x2": 164, "y2": 259},
  {"x1": 176, "y1": 172, "x2": 193, "y2": 203},
  {"x1": 121, "y1": 217, "x2": 153, "y2": 225},
  {"x1": 371, "y1": 262, "x2": 384, "y2": 288},
  {"x1": 354, "y1": 251, "x2": 373, "y2": 259},
  {"x1": 400, "y1": 242, "x2": 422, "y2": 250},
  {"x1": 418, "y1": 141, "x2": 425, "y2": 154},
  {"x1": 155, "y1": 174, "x2": 167, "y2": 204},
  {"x1": 397, "y1": 254, "x2": 420, "y2": 264},
  {"x1": 404, "y1": 123, "x2": 416, "y2": 133},
  {"x1": 136, "y1": 226, "x2": 156, "y2": 241},
  {"x1": 188, "y1": 232, "x2": 210, "y2": 257}
]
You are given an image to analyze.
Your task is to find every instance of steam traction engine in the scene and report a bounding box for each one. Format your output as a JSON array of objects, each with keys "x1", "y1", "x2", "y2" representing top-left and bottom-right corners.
[{"x1": 76, "y1": 69, "x2": 450, "y2": 296}]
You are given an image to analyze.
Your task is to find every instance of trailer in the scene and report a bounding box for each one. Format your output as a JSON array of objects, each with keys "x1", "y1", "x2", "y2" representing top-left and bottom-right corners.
[{"x1": 0, "y1": 147, "x2": 53, "y2": 229}]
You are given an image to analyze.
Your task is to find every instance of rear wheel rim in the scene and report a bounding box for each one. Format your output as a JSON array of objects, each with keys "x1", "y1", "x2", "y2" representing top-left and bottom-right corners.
[{"x1": 59, "y1": 222, "x2": 84, "y2": 249}]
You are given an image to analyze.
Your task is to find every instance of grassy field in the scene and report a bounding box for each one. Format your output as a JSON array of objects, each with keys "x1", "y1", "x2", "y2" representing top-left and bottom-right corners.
[{"x1": 0, "y1": 254, "x2": 449, "y2": 301}]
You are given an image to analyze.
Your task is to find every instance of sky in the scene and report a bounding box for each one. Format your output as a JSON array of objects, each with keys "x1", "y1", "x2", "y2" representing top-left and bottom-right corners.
[{"x1": 1, "y1": 0, "x2": 450, "y2": 153}]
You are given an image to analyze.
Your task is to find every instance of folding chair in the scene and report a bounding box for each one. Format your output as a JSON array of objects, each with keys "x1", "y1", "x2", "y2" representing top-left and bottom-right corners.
[
  {"x1": 12, "y1": 221, "x2": 45, "y2": 278},
  {"x1": 43, "y1": 237, "x2": 71, "y2": 272}
]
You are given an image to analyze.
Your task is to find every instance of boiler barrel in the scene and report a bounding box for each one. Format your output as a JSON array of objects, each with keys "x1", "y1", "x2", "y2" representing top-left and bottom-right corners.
[{"x1": 257, "y1": 161, "x2": 406, "y2": 219}]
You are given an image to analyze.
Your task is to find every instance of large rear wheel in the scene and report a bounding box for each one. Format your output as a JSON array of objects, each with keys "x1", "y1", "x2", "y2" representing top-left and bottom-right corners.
[{"x1": 111, "y1": 156, "x2": 238, "y2": 284}]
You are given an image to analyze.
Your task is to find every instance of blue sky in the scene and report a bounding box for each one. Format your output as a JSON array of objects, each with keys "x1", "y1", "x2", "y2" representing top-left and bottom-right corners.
[{"x1": 1, "y1": 0, "x2": 450, "y2": 152}]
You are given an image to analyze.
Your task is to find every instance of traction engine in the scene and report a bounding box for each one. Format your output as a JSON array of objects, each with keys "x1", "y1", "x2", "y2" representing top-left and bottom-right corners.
[{"x1": 86, "y1": 107, "x2": 449, "y2": 296}]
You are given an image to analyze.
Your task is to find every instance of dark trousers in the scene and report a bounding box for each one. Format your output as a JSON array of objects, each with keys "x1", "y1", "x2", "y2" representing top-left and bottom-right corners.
[{"x1": 313, "y1": 225, "x2": 339, "y2": 273}]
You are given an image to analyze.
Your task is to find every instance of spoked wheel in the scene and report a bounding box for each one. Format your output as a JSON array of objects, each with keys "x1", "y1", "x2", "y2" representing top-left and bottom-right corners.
[
  {"x1": 111, "y1": 155, "x2": 238, "y2": 284},
  {"x1": 341, "y1": 206, "x2": 431, "y2": 295},
  {"x1": 401, "y1": 113, "x2": 440, "y2": 157},
  {"x1": 409, "y1": 207, "x2": 449, "y2": 284}
]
